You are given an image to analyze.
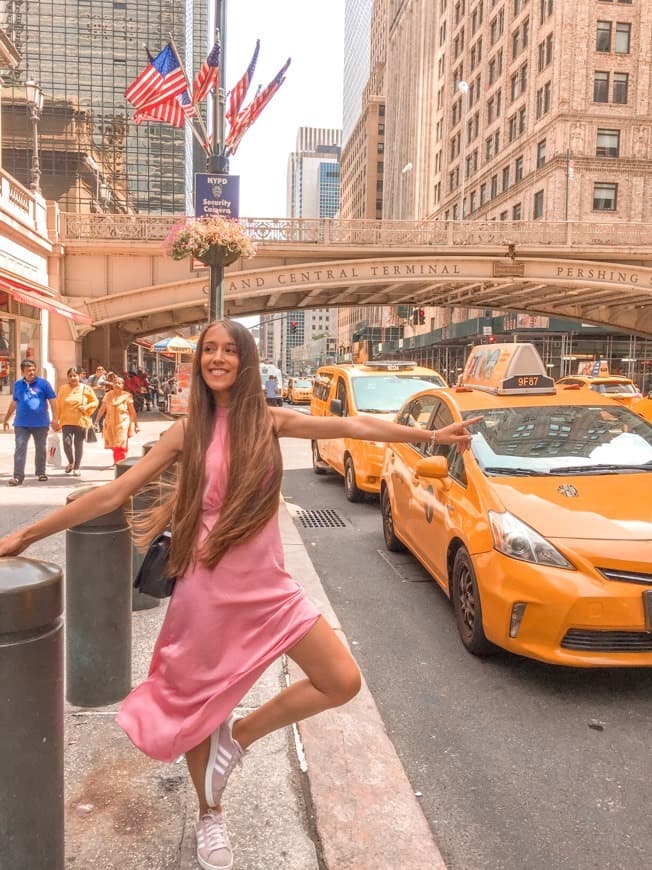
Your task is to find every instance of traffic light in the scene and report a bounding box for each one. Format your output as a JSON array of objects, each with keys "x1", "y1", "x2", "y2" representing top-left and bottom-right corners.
[
  {"x1": 418, "y1": 308, "x2": 426, "y2": 325},
  {"x1": 487, "y1": 334, "x2": 496, "y2": 343},
  {"x1": 289, "y1": 320, "x2": 298, "y2": 334}
]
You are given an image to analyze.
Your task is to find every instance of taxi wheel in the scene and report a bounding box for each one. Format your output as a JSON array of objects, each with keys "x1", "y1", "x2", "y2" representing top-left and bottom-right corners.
[
  {"x1": 312, "y1": 441, "x2": 327, "y2": 475},
  {"x1": 344, "y1": 455, "x2": 364, "y2": 502},
  {"x1": 381, "y1": 488, "x2": 406, "y2": 552},
  {"x1": 451, "y1": 548, "x2": 496, "y2": 657}
]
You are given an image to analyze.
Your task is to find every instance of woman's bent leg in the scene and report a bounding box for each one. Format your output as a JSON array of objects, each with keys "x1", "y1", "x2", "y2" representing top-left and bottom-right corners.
[{"x1": 233, "y1": 616, "x2": 360, "y2": 751}]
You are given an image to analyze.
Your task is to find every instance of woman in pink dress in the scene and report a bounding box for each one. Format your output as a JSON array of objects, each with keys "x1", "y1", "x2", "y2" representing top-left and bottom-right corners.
[{"x1": 0, "y1": 320, "x2": 480, "y2": 870}]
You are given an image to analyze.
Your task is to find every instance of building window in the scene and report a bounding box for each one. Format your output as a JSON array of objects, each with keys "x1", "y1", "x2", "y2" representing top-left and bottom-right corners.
[
  {"x1": 596, "y1": 21, "x2": 612, "y2": 52},
  {"x1": 613, "y1": 72, "x2": 628, "y2": 103},
  {"x1": 515, "y1": 155, "x2": 524, "y2": 181},
  {"x1": 540, "y1": 0, "x2": 554, "y2": 23},
  {"x1": 538, "y1": 33, "x2": 553, "y2": 70},
  {"x1": 490, "y1": 9, "x2": 504, "y2": 45},
  {"x1": 502, "y1": 165, "x2": 510, "y2": 190},
  {"x1": 500, "y1": 210, "x2": 509, "y2": 220},
  {"x1": 533, "y1": 189, "x2": 544, "y2": 219},
  {"x1": 537, "y1": 139, "x2": 546, "y2": 167},
  {"x1": 596, "y1": 128, "x2": 620, "y2": 157},
  {"x1": 491, "y1": 174, "x2": 498, "y2": 197},
  {"x1": 615, "y1": 22, "x2": 631, "y2": 54},
  {"x1": 593, "y1": 71, "x2": 609, "y2": 102},
  {"x1": 480, "y1": 182, "x2": 487, "y2": 204},
  {"x1": 593, "y1": 182, "x2": 617, "y2": 211},
  {"x1": 470, "y1": 190, "x2": 478, "y2": 212},
  {"x1": 512, "y1": 202, "x2": 522, "y2": 220},
  {"x1": 508, "y1": 114, "x2": 518, "y2": 141}
]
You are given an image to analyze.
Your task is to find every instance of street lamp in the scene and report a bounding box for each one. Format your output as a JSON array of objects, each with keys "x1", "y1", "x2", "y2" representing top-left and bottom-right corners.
[
  {"x1": 25, "y1": 79, "x2": 44, "y2": 193},
  {"x1": 457, "y1": 80, "x2": 469, "y2": 221},
  {"x1": 398, "y1": 162, "x2": 413, "y2": 219}
]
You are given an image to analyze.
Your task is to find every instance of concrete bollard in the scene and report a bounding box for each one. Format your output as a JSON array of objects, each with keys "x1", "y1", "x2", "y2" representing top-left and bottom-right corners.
[
  {"x1": 0, "y1": 557, "x2": 64, "y2": 869},
  {"x1": 65, "y1": 487, "x2": 132, "y2": 706},
  {"x1": 115, "y1": 457, "x2": 160, "y2": 611}
]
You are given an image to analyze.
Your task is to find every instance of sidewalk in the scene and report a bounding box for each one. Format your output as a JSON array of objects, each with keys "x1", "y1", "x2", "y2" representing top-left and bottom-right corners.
[{"x1": 0, "y1": 414, "x2": 445, "y2": 869}]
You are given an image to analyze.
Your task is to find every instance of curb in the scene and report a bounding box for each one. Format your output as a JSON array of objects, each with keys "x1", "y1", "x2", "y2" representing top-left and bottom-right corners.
[{"x1": 280, "y1": 502, "x2": 447, "y2": 870}]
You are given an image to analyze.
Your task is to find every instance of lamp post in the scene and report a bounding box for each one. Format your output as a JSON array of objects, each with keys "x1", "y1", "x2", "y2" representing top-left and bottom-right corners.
[
  {"x1": 207, "y1": 0, "x2": 228, "y2": 321},
  {"x1": 398, "y1": 162, "x2": 413, "y2": 219},
  {"x1": 25, "y1": 79, "x2": 44, "y2": 193},
  {"x1": 457, "y1": 80, "x2": 469, "y2": 221}
]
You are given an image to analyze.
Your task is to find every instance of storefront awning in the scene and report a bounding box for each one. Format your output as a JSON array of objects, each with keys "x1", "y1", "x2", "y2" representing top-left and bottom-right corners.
[{"x1": 0, "y1": 276, "x2": 93, "y2": 325}]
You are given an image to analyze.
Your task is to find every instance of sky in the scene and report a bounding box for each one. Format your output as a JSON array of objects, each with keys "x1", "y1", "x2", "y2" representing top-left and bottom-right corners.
[{"x1": 223, "y1": 0, "x2": 345, "y2": 217}]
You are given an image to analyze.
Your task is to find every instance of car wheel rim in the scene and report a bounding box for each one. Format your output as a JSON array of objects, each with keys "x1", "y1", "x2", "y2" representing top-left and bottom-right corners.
[
  {"x1": 345, "y1": 463, "x2": 353, "y2": 492},
  {"x1": 382, "y1": 495, "x2": 393, "y2": 540},
  {"x1": 458, "y1": 564, "x2": 476, "y2": 634},
  {"x1": 312, "y1": 444, "x2": 319, "y2": 466}
]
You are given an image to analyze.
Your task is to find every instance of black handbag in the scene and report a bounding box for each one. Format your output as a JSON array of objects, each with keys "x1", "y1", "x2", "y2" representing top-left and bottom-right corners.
[
  {"x1": 86, "y1": 426, "x2": 98, "y2": 443},
  {"x1": 133, "y1": 531, "x2": 176, "y2": 598}
]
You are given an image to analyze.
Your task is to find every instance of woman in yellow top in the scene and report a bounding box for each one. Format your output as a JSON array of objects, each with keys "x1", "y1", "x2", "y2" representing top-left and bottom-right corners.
[
  {"x1": 96, "y1": 375, "x2": 139, "y2": 465},
  {"x1": 56, "y1": 367, "x2": 98, "y2": 476}
]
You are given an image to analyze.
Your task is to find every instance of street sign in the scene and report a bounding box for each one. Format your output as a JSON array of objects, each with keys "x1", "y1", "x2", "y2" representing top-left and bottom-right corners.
[
  {"x1": 194, "y1": 173, "x2": 240, "y2": 219},
  {"x1": 483, "y1": 326, "x2": 493, "y2": 336}
]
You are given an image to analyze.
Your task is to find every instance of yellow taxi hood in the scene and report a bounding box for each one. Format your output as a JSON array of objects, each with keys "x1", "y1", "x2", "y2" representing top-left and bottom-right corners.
[{"x1": 490, "y1": 476, "x2": 652, "y2": 541}]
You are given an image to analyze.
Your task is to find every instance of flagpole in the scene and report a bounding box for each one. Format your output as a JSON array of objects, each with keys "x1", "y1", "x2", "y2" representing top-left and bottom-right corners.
[
  {"x1": 210, "y1": 0, "x2": 228, "y2": 174},
  {"x1": 167, "y1": 34, "x2": 212, "y2": 152}
]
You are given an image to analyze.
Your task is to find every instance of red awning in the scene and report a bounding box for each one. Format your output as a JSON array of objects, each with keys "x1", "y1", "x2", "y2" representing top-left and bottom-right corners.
[{"x1": 0, "y1": 276, "x2": 93, "y2": 325}]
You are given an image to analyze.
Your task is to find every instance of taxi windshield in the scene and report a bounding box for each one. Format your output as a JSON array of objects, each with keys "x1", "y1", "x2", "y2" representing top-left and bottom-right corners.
[
  {"x1": 589, "y1": 381, "x2": 638, "y2": 395},
  {"x1": 352, "y1": 374, "x2": 446, "y2": 413},
  {"x1": 293, "y1": 378, "x2": 313, "y2": 389},
  {"x1": 465, "y1": 405, "x2": 652, "y2": 473}
]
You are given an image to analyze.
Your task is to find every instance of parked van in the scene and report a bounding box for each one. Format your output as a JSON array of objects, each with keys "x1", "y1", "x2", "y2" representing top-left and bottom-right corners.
[{"x1": 310, "y1": 360, "x2": 447, "y2": 500}]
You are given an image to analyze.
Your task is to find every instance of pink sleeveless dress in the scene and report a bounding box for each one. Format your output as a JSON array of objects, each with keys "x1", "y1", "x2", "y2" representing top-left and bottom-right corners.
[{"x1": 116, "y1": 408, "x2": 320, "y2": 762}]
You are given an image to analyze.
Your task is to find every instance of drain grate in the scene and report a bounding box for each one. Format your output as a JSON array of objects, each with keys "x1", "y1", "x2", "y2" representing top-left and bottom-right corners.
[{"x1": 295, "y1": 508, "x2": 346, "y2": 529}]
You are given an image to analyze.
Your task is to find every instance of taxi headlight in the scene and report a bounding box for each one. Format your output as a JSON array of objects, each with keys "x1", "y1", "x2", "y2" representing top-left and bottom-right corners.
[{"x1": 488, "y1": 511, "x2": 574, "y2": 569}]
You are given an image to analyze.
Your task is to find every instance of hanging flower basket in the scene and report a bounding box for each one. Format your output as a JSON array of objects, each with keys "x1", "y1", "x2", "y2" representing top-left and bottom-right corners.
[{"x1": 163, "y1": 216, "x2": 257, "y2": 264}]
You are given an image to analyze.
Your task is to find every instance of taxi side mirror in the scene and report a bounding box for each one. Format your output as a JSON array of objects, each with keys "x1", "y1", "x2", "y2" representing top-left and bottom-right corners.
[
  {"x1": 329, "y1": 398, "x2": 343, "y2": 416},
  {"x1": 415, "y1": 455, "x2": 449, "y2": 479}
]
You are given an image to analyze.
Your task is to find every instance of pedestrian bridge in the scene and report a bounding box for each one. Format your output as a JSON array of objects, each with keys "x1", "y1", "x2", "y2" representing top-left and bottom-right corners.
[{"x1": 58, "y1": 214, "x2": 652, "y2": 339}]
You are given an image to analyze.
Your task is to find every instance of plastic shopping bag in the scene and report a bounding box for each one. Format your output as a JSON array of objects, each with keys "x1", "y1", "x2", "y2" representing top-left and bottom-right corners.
[{"x1": 46, "y1": 431, "x2": 63, "y2": 468}]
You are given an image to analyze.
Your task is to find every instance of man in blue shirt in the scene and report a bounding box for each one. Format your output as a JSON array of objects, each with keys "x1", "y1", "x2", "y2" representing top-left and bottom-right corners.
[{"x1": 2, "y1": 360, "x2": 59, "y2": 486}]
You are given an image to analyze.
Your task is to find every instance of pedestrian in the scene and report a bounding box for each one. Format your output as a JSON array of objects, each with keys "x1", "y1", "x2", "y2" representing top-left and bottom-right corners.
[
  {"x1": 136, "y1": 369, "x2": 151, "y2": 411},
  {"x1": 95, "y1": 375, "x2": 139, "y2": 465},
  {"x1": 55, "y1": 367, "x2": 98, "y2": 476},
  {"x1": 87, "y1": 365, "x2": 108, "y2": 431},
  {"x1": 149, "y1": 374, "x2": 161, "y2": 410},
  {"x1": 264, "y1": 372, "x2": 278, "y2": 406},
  {"x1": 2, "y1": 359, "x2": 60, "y2": 486},
  {"x1": 0, "y1": 320, "x2": 480, "y2": 870}
]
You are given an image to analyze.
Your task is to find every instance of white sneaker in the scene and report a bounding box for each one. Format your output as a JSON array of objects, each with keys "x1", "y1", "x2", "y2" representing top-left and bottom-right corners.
[
  {"x1": 196, "y1": 809, "x2": 233, "y2": 870},
  {"x1": 204, "y1": 713, "x2": 244, "y2": 807}
]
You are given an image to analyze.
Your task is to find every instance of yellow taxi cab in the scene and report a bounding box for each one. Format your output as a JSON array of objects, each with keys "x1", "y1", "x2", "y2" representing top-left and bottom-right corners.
[
  {"x1": 632, "y1": 392, "x2": 652, "y2": 424},
  {"x1": 556, "y1": 374, "x2": 642, "y2": 409},
  {"x1": 286, "y1": 376, "x2": 313, "y2": 404},
  {"x1": 311, "y1": 360, "x2": 447, "y2": 501},
  {"x1": 381, "y1": 343, "x2": 652, "y2": 667}
]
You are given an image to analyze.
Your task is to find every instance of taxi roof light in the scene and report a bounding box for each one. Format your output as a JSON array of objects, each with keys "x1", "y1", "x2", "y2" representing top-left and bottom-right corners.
[
  {"x1": 459, "y1": 343, "x2": 556, "y2": 396},
  {"x1": 359, "y1": 360, "x2": 417, "y2": 371}
]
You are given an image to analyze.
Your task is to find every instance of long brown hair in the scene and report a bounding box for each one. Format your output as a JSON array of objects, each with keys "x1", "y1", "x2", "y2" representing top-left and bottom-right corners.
[{"x1": 134, "y1": 319, "x2": 282, "y2": 577}]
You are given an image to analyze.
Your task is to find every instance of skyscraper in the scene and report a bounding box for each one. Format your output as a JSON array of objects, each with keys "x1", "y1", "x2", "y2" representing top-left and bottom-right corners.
[
  {"x1": 261, "y1": 127, "x2": 341, "y2": 373},
  {"x1": 0, "y1": 0, "x2": 209, "y2": 214},
  {"x1": 343, "y1": 0, "x2": 374, "y2": 146}
]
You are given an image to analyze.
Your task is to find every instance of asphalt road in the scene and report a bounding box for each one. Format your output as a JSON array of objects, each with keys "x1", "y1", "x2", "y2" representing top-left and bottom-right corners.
[{"x1": 280, "y1": 437, "x2": 652, "y2": 870}]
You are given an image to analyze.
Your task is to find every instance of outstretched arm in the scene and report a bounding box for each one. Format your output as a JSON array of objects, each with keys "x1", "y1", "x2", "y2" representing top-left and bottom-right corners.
[
  {"x1": 270, "y1": 406, "x2": 482, "y2": 453},
  {"x1": 0, "y1": 420, "x2": 185, "y2": 557}
]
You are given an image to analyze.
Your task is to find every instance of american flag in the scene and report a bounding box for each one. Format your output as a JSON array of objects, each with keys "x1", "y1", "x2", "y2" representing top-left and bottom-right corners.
[
  {"x1": 225, "y1": 58, "x2": 290, "y2": 156},
  {"x1": 134, "y1": 88, "x2": 195, "y2": 128},
  {"x1": 192, "y1": 39, "x2": 221, "y2": 104},
  {"x1": 226, "y1": 39, "x2": 260, "y2": 126},
  {"x1": 125, "y1": 43, "x2": 186, "y2": 110}
]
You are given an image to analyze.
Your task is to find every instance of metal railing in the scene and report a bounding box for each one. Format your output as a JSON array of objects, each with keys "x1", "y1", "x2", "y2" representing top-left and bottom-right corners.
[{"x1": 58, "y1": 213, "x2": 652, "y2": 250}]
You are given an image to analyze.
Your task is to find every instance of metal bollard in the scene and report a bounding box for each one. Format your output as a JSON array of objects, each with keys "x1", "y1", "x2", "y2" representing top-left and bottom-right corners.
[
  {"x1": 0, "y1": 557, "x2": 64, "y2": 869},
  {"x1": 65, "y1": 486, "x2": 132, "y2": 706},
  {"x1": 115, "y1": 457, "x2": 160, "y2": 611}
]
